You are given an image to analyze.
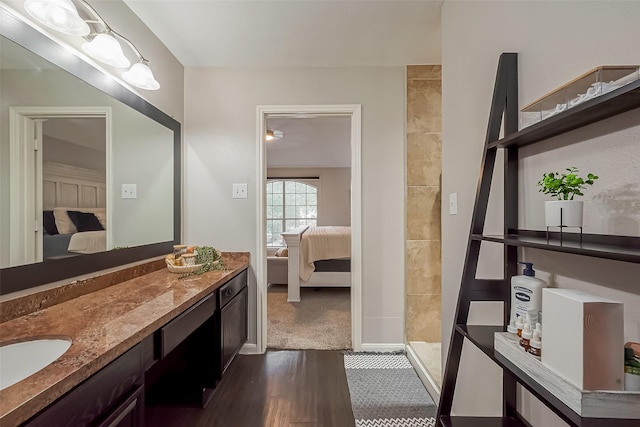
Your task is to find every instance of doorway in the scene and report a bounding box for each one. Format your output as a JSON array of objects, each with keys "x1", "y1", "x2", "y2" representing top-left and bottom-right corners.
[
  {"x1": 256, "y1": 104, "x2": 362, "y2": 353},
  {"x1": 8, "y1": 106, "x2": 111, "y2": 267}
]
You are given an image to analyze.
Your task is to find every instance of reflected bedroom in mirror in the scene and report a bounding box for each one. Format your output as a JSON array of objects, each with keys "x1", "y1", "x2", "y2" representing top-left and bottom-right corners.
[{"x1": 0, "y1": 9, "x2": 181, "y2": 295}]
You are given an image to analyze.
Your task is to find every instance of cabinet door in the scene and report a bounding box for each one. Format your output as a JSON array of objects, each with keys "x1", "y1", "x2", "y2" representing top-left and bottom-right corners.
[
  {"x1": 23, "y1": 344, "x2": 143, "y2": 427},
  {"x1": 220, "y1": 286, "x2": 247, "y2": 374},
  {"x1": 95, "y1": 384, "x2": 144, "y2": 427}
]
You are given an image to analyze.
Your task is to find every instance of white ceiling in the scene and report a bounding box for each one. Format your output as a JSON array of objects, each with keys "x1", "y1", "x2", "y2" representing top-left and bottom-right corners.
[
  {"x1": 266, "y1": 116, "x2": 351, "y2": 168},
  {"x1": 123, "y1": 0, "x2": 443, "y2": 67},
  {"x1": 119, "y1": 1, "x2": 442, "y2": 167},
  {"x1": 43, "y1": 118, "x2": 106, "y2": 152}
]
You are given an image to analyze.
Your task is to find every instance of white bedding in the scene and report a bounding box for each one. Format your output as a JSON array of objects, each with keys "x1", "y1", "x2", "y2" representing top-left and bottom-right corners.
[
  {"x1": 67, "y1": 230, "x2": 107, "y2": 254},
  {"x1": 299, "y1": 226, "x2": 351, "y2": 281}
]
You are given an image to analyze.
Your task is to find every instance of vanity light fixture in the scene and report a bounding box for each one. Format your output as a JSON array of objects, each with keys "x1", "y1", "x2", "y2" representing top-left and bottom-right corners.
[
  {"x1": 122, "y1": 61, "x2": 160, "y2": 91},
  {"x1": 82, "y1": 32, "x2": 130, "y2": 68},
  {"x1": 24, "y1": 0, "x2": 89, "y2": 36},
  {"x1": 23, "y1": 0, "x2": 160, "y2": 90}
]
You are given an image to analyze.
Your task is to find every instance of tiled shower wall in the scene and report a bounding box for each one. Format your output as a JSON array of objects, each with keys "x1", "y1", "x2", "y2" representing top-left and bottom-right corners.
[{"x1": 406, "y1": 65, "x2": 442, "y2": 342}]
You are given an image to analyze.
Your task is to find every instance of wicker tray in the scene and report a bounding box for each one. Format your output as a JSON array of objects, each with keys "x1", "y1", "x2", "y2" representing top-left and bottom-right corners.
[{"x1": 165, "y1": 257, "x2": 204, "y2": 274}]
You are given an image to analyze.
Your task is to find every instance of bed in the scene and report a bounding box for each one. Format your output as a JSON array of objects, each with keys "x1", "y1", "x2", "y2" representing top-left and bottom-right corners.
[
  {"x1": 42, "y1": 232, "x2": 74, "y2": 259},
  {"x1": 43, "y1": 208, "x2": 107, "y2": 259},
  {"x1": 279, "y1": 225, "x2": 351, "y2": 302},
  {"x1": 41, "y1": 162, "x2": 107, "y2": 260}
]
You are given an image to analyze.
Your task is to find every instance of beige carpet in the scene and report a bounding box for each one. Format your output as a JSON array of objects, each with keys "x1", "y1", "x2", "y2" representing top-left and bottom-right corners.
[{"x1": 267, "y1": 284, "x2": 352, "y2": 350}]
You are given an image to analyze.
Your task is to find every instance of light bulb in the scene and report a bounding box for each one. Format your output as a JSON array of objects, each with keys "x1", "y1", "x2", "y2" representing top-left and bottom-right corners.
[
  {"x1": 24, "y1": 0, "x2": 90, "y2": 36},
  {"x1": 123, "y1": 62, "x2": 160, "y2": 90},
  {"x1": 82, "y1": 34, "x2": 130, "y2": 68}
]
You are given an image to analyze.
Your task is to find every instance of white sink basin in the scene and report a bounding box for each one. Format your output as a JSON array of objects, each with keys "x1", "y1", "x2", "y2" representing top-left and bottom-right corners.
[{"x1": 0, "y1": 338, "x2": 72, "y2": 390}]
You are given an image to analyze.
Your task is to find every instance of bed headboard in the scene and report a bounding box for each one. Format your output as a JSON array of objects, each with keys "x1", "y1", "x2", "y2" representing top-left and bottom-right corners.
[{"x1": 43, "y1": 161, "x2": 106, "y2": 210}]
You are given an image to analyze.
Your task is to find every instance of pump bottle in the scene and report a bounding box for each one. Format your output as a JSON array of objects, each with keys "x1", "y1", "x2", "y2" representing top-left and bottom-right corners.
[{"x1": 510, "y1": 262, "x2": 547, "y2": 325}]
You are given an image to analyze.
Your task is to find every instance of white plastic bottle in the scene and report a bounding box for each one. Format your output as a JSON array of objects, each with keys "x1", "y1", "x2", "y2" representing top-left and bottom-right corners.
[{"x1": 510, "y1": 262, "x2": 547, "y2": 325}]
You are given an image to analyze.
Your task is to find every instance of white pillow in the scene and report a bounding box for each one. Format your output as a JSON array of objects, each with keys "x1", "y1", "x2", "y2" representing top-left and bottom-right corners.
[
  {"x1": 52, "y1": 208, "x2": 76, "y2": 234},
  {"x1": 53, "y1": 207, "x2": 106, "y2": 234},
  {"x1": 274, "y1": 247, "x2": 288, "y2": 257}
]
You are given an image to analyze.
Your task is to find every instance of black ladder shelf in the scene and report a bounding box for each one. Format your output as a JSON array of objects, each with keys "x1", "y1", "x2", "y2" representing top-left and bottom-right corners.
[{"x1": 436, "y1": 53, "x2": 640, "y2": 427}]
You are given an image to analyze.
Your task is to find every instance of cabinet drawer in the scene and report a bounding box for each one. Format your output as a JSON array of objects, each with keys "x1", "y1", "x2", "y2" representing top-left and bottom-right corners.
[
  {"x1": 218, "y1": 270, "x2": 247, "y2": 308},
  {"x1": 23, "y1": 343, "x2": 143, "y2": 427},
  {"x1": 159, "y1": 292, "x2": 215, "y2": 358}
]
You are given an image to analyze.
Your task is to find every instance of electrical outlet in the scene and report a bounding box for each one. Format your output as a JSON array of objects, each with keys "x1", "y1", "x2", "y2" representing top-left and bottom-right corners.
[
  {"x1": 449, "y1": 192, "x2": 458, "y2": 215},
  {"x1": 122, "y1": 184, "x2": 137, "y2": 199},
  {"x1": 232, "y1": 183, "x2": 248, "y2": 199}
]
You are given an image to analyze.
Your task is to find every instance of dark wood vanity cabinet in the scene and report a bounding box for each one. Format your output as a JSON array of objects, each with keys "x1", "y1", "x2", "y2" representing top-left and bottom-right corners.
[
  {"x1": 20, "y1": 268, "x2": 248, "y2": 426},
  {"x1": 145, "y1": 269, "x2": 248, "y2": 407},
  {"x1": 158, "y1": 292, "x2": 216, "y2": 359},
  {"x1": 217, "y1": 270, "x2": 248, "y2": 376},
  {"x1": 23, "y1": 343, "x2": 145, "y2": 427},
  {"x1": 145, "y1": 291, "x2": 218, "y2": 407}
]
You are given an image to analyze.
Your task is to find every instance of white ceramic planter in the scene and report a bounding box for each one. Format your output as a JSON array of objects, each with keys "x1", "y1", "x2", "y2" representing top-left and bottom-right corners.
[{"x1": 544, "y1": 200, "x2": 583, "y2": 227}]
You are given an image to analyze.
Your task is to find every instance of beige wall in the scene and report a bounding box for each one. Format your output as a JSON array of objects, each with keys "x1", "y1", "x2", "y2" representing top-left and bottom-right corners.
[
  {"x1": 442, "y1": 1, "x2": 640, "y2": 424},
  {"x1": 405, "y1": 65, "x2": 442, "y2": 343},
  {"x1": 184, "y1": 66, "x2": 406, "y2": 347},
  {"x1": 267, "y1": 168, "x2": 351, "y2": 227}
]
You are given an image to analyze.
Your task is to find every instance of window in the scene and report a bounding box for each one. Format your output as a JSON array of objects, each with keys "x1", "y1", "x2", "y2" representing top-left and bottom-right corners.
[{"x1": 266, "y1": 179, "x2": 318, "y2": 247}]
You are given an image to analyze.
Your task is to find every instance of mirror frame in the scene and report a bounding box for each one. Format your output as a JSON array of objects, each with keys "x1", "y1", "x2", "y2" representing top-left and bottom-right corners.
[{"x1": 0, "y1": 8, "x2": 181, "y2": 295}]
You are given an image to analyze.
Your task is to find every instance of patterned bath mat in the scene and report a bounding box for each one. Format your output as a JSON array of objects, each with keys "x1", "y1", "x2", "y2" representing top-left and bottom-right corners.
[{"x1": 343, "y1": 352, "x2": 436, "y2": 427}]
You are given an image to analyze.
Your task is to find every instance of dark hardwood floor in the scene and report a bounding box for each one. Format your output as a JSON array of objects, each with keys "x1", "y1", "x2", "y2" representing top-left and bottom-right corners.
[{"x1": 145, "y1": 350, "x2": 356, "y2": 427}]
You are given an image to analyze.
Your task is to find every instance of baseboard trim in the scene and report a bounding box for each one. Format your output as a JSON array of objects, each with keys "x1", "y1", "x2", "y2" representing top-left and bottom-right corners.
[
  {"x1": 239, "y1": 343, "x2": 260, "y2": 355},
  {"x1": 359, "y1": 343, "x2": 406, "y2": 352},
  {"x1": 406, "y1": 344, "x2": 441, "y2": 403},
  {"x1": 244, "y1": 342, "x2": 410, "y2": 355}
]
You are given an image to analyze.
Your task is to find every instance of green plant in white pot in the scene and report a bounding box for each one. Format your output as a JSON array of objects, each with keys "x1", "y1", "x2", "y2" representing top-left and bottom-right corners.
[{"x1": 537, "y1": 167, "x2": 599, "y2": 228}]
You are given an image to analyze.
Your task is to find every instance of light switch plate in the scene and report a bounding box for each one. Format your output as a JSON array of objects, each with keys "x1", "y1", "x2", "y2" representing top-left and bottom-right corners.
[
  {"x1": 232, "y1": 183, "x2": 248, "y2": 199},
  {"x1": 122, "y1": 184, "x2": 137, "y2": 199},
  {"x1": 449, "y1": 192, "x2": 458, "y2": 215}
]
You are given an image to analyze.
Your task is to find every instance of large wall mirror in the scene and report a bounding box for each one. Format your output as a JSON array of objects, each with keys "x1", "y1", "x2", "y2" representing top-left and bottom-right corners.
[{"x1": 0, "y1": 8, "x2": 181, "y2": 295}]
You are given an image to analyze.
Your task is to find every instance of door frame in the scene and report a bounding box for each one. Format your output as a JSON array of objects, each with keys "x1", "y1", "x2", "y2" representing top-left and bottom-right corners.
[
  {"x1": 256, "y1": 104, "x2": 362, "y2": 353},
  {"x1": 9, "y1": 106, "x2": 112, "y2": 266}
]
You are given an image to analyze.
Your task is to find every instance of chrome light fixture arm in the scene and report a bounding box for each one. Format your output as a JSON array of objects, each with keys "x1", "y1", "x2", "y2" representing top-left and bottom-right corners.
[{"x1": 76, "y1": 0, "x2": 148, "y2": 64}]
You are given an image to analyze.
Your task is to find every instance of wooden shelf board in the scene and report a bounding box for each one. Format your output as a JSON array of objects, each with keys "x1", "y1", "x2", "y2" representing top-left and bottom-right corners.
[
  {"x1": 495, "y1": 333, "x2": 640, "y2": 420},
  {"x1": 439, "y1": 415, "x2": 526, "y2": 427},
  {"x1": 456, "y1": 326, "x2": 640, "y2": 426},
  {"x1": 473, "y1": 230, "x2": 640, "y2": 263},
  {"x1": 521, "y1": 66, "x2": 640, "y2": 111},
  {"x1": 489, "y1": 79, "x2": 640, "y2": 149},
  {"x1": 441, "y1": 414, "x2": 640, "y2": 427},
  {"x1": 456, "y1": 325, "x2": 582, "y2": 426}
]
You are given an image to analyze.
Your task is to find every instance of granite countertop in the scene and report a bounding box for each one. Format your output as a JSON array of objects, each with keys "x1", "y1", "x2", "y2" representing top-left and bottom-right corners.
[{"x1": 0, "y1": 252, "x2": 250, "y2": 426}]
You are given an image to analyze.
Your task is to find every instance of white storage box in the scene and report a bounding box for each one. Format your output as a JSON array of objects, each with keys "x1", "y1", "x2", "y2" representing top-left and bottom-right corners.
[{"x1": 542, "y1": 288, "x2": 624, "y2": 391}]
